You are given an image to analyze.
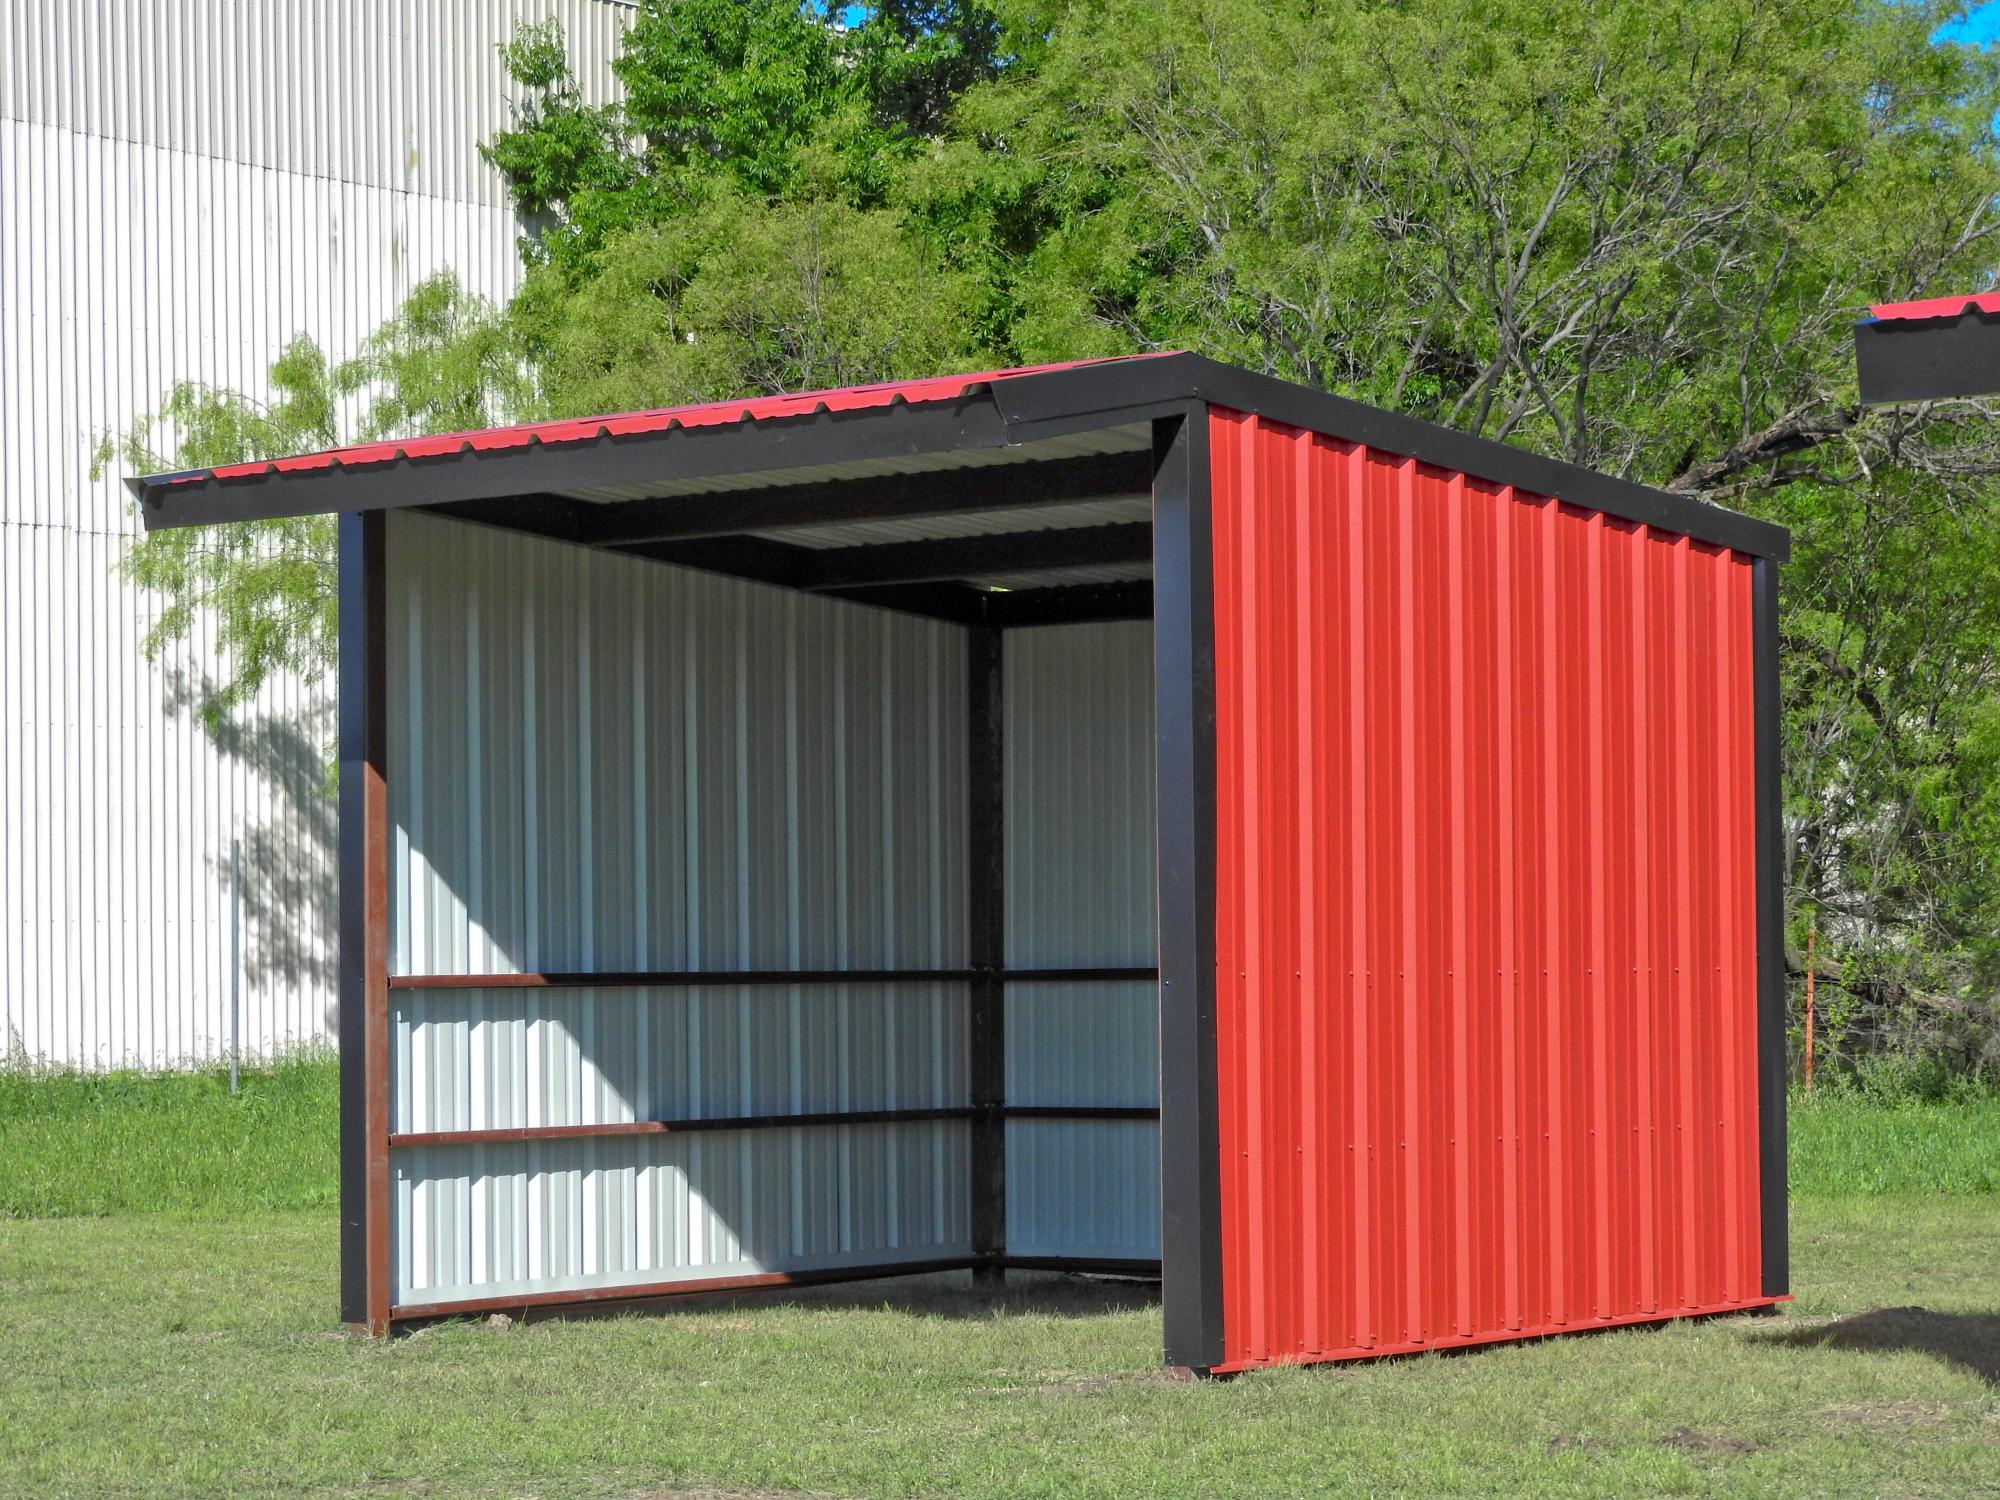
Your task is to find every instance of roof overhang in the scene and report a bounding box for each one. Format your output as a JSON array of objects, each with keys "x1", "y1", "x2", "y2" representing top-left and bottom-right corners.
[{"x1": 129, "y1": 354, "x2": 1789, "y2": 602}]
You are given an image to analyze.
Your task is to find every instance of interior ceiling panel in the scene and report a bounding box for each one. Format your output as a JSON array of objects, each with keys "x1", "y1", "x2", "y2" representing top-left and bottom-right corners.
[
  {"x1": 767, "y1": 495, "x2": 1153, "y2": 551},
  {"x1": 969, "y1": 563, "x2": 1154, "y2": 591},
  {"x1": 559, "y1": 423, "x2": 1154, "y2": 505}
]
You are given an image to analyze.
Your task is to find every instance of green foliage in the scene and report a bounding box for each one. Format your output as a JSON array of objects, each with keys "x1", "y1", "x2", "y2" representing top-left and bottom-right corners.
[
  {"x1": 846, "y1": 0, "x2": 1006, "y2": 138},
  {"x1": 484, "y1": 3, "x2": 1009, "y2": 267},
  {"x1": 102, "y1": 274, "x2": 529, "y2": 725},
  {"x1": 617, "y1": 0, "x2": 848, "y2": 198},
  {"x1": 0, "y1": 1051, "x2": 339, "y2": 1218},
  {"x1": 514, "y1": 188, "x2": 994, "y2": 413},
  {"x1": 482, "y1": 17, "x2": 634, "y2": 225},
  {"x1": 345, "y1": 256, "x2": 539, "y2": 437},
  {"x1": 961, "y1": 0, "x2": 2000, "y2": 1073},
  {"x1": 955, "y1": 0, "x2": 2000, "y2": 456},
  {"x1": 96, "y1": 339, "x2": 343, "y2": 728}
]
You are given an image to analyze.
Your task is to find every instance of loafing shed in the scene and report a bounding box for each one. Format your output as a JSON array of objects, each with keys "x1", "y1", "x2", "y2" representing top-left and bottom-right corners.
[{"x1": 133, "y1": 353, "x2": 1791, "y2": 1373}]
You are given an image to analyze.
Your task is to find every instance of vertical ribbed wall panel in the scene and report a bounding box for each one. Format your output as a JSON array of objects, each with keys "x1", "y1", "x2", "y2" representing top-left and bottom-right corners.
[
  {"x1": 384, "y1": 512, "x2": 971, "y2": 1305},
  {"x1": 1005, "y1": 1119, "x2": 1160, "y2": 1261},
  {"x1": 0, "y1": 1, "x2": 628, "y2": 1067},
  {"x1": 0, "y1": 0, "x2": 628, "y2": 206},
  {"x1": 0, "y1": 523, "x2": 332, "y2": 1064},
  {"x1": 1003, "y1": 977, "x2": 1159, "y2": 1260},
  {"x1": 1207, "y1": 408, "x2": 1767, "y2": 1369},
  {"x1": 396, "y1": 1124, "x2": 969, "y2": 1307},
  {"x1": 393, "y1": 984, "x2": 967, "y2": 1134},
  {"x1": 1004, "y1": 979, "x2": 1156, "y2": 1111},
  {"x1": 1002, "y1": 622, "x2": 1159, "y2": 1259},
  {"x1": 386, "y1": 514, "x2": 969, "y2": 976},
  {"x1": 1003, "y1": 622, "x2": 1155, "y2": 968}
]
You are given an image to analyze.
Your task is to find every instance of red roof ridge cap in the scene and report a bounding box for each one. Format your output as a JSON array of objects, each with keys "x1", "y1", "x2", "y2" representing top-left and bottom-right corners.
[{"x1": 1867, "y1": 291, "x2": 2000, "y2": 324}]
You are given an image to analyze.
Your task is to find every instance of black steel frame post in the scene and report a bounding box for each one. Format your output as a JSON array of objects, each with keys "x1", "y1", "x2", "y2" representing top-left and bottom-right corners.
[
  {"x1": 337, "y1": 510, "x2": 391, "y2": 1333},
  {"x1": 967, "y1": 625, "x2": 1007, "y2": 1289},
  {"x1": 1152, "y1": 409, "x2": 1225, "y2": 1371},
  {"x1": 1751, "y1": 557, "x2": 1789, "y2": 1297}
]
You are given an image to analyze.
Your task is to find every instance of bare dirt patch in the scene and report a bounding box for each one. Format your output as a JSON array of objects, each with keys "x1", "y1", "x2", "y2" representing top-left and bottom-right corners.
[
  {"x1": 1657, "y1": 1426, "x2": 1758, "y2": 1456},
  {"x1": 1820, "y1": 1400, "x2": 1954, "y2": 1432},
  {"x1": 1037, "y1": 1368, "x2": 1191, "y2": 1397},
  {"x1": 1546, "y1": 1434, "x2": 1605, "y2": 1456}
]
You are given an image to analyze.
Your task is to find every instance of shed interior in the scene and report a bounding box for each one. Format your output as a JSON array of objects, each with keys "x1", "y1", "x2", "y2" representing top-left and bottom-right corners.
[{"x1": 379, "y1": 421, "x2": 1170, "y2": 1314}]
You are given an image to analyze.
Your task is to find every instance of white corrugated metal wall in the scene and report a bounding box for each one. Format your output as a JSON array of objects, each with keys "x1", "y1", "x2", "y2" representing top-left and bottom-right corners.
[
  {"x1": 387, "y1": 513, "x2": 971, "y2": 1304},
  {"x1": 1004, "y1": 622, "x2": 1160, "y2": 1260},
  {"x1": 0, "y1": 0, "x2": 629, "y2": 1067}
]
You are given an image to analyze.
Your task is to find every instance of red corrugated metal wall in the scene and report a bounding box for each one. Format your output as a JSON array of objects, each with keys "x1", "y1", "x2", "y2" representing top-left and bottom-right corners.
[{"x1": 1208, "y1": 407, "x2": 1772, "y2": 1371}]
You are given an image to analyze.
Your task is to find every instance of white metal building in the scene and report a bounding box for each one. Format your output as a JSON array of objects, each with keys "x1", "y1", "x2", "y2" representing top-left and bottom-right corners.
[{"x1": 0, "y1": 0, "x2": 629, "y2": 1067}]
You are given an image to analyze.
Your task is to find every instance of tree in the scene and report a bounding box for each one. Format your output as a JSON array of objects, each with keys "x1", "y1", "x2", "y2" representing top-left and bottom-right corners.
[
  {"x1": 482, "y1": 1, "x2": 1010, "y2": 268},
  {"x1": 512, "y1": 189, "x2": 993, "y2": 414},
  {"x1": 485, "y1": 5, "x2": 1013, "y2": 410}
]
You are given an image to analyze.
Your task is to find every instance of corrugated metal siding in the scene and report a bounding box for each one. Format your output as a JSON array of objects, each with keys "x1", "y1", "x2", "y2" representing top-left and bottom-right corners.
[
  {"x1": 1005, "y1": 1119, "x2": 1159, "y2": 1261},
  {"x1": 1003, "y1": 622, "x2": 1159, "y2": 1259},
  {"x1": 0, "y1": 0, "x2": 629, "y2": 207},
  {"x1": 396, "y1": 1124, "x2": 967, "y2": 1306},
  {"x1": 394, "y1": 984, "x2": 966, "y2": 1134},
  {"x1": 0, "y1": 523, "x2": 334, "y2": 1064},
  {"x1": 0, "y1": 1, "x2": 625, "y2": 1065},
  {"x1": 386, "y1": 513, "x2": 969, "y2": 976},
  {"x1": 1005, "y1": 977, "x2": 1159, "y2": 1260},
  {"x1": 384, "y1": 512, "x2": 972, "y2": 1303},
  {"x1": 1004, "y1": 623, "x2": 1155, "y2": 969},
  {"x1": 1, "y1": 117, "x2": 543, "y2": 533},
  {"x1": 1004, "y1": 980, "x2": 1156, "y2": 1113},
  {"x1": 1207, "y1": 407, "x2": 1767, "y2": 1370}
]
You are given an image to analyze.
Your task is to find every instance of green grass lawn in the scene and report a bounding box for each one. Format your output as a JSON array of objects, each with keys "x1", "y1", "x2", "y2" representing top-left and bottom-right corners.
[{"x1": 2, "y1": 1064, "x2": 1996, "y2": 1498}]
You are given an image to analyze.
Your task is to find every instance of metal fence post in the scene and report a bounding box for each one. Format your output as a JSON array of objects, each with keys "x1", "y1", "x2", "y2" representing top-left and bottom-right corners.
[{"x1": 230, "y1": 836, "x2": 241, "y2": 1095}]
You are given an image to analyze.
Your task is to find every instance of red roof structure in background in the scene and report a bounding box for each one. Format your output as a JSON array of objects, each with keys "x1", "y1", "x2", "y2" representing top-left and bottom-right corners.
[
  {"x1": 1866, "y1": 291, "x2": 2000, "y2": 324},
  {"x1": 1856, "y1": 292, "x2": 2000, "y2": 403},
  {"x1": 170, "y1": 355, "x2": 1174, "y2": 486}
]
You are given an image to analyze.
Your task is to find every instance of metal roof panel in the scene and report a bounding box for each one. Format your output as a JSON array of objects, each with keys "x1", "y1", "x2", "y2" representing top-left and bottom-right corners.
[
  {"x1": 1866, "y1": 291, "x2": 2000, "y2": 324},
  {"x1": 168, "y1": 356, "x2": 1176, "y2": 487}
]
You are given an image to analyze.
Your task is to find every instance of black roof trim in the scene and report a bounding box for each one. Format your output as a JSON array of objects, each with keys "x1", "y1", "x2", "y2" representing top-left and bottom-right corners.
[
  {"x1": 990, "y1": 354, "x2": 1789, "y2": 561},
  {"x1": 131, "y1": 352, "x2": 1787, "y2": 560},
  {"x1": 1854, "y1": 310, "x2": 2000, "y2": 405},
  {"x1": 130, "y1": 394, "x2": 1015, "y2": 530}
]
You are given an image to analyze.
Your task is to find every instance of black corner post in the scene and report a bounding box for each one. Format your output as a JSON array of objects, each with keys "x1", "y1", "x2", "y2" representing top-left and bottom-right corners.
[
  {"x1": 1152, "y1": 408, "x2": 1225, "y2": 1371},
  {"x1": 967, "y1": 625, "x2": 1007, "y2": 1289},
  {"x1": 1751, "y1": 557, "x2": 1789, "y2": 1298},
  {"x1": 337, "y1": 509, "x2": 391, "y2": 1332}
]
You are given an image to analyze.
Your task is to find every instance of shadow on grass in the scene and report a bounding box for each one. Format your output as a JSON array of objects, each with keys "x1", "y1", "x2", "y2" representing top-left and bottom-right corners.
[
  {"x1": 1756, "y1": 1306, "x2": 2000, "y2": 1385},
  {"x1": 497, "y1": 1270, "x2": 1161, "y2": 1331}
]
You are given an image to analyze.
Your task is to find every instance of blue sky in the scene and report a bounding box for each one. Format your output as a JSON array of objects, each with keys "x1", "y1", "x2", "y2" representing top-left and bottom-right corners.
[
  {"x1": 1937, "y1": 3, "x2": 2000, "y2": 44},
  {"x1": 810, "y1": 4, "x2": 2000, "y2": 50},
  {"x1": 810, "y1": 4, "x2": 2000, "y2": 45}
]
